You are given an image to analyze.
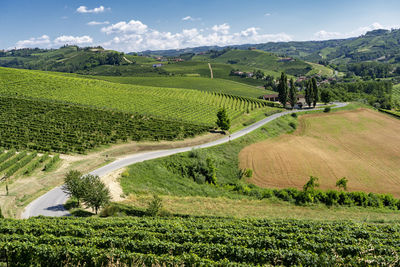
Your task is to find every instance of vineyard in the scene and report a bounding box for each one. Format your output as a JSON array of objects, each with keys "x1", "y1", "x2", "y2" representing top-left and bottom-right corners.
[
  {"x1": 0, "y1": 96, "x2": 210, "y2": 153},
  {"x1": 0, "y1": 149, "x2": 58, "y2": 180},
  {"x1": 0, "y1": 217, "x2": 399, "y2": 266},
  {"x1": 0, "y1": 67, "x2": 279, "y2": 126}
]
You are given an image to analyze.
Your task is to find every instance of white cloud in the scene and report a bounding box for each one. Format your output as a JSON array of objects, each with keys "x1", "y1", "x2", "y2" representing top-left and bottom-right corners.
[
  {"x1": 264, "y1": 13, "x2": 271, "y2": 16},
  {"x1": 182, "y1": 16, "x2": 193, "y2": 21},
  {"x1": 101, "y1": 20, "x2": 148, "y2": 34},
  {"x1": 54, "y1": 35, "x2": 93, "y2": 45},
  {"x1": 212, "y1": 23, "x2": 230, "y2": 34},
  {"x1": 14, "y1": 35, "x2": 93, "y2": 49},
  {"x1": 314, "y1": 22, "x2": 398, "y2": 40},
  {"x1": 76, "y1": 5, "x2": 108, "y2": 14},
  {"x1": 182, "y1": 16, "x2": 201, "y2": 21},
  {"x1": 100, "y1": 20, "x2": 292, "y2": 52},
  {"x1": 314, "y1": 30, "x2": 342, "y2": 40},
  {"x1": 87, "y1": 21, "x2": 110, "y2": 26},
  {"x1": 15, "y1": 35, "x2": 51, "y2": 48}
]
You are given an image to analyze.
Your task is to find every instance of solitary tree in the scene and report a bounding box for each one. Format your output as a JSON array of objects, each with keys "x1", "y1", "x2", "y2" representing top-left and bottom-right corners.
[
  {"x1": 277, "y1": 72, "x2": 288, "y2": 107},
  {"x1": 311, "y1": 78, "x2": 319, "y2": 107},
  {"x1": 216, "y1": 108, "x2": 230, "y2": 131},
  {"x1": 288, "y1": 78, "x2": 297, "y2": 109},
  {"x1": 62, "y1": 170, "x2": 85, "y2": 206},
  {"x1": 303, "y1": 176, "x2": 319, "y2": 192},
  {"x1": 336, "y1": 177, "x2": 348, "y2": 191},
  {"x1": 81, "y1": 174, "x2": 111, "y2": 214},
  {"x1": 305, "y1": 80, "x2": 312, "y2": 108},
  {"x1": 320, "y1": 89, "x2": 332, "y2": 104}
]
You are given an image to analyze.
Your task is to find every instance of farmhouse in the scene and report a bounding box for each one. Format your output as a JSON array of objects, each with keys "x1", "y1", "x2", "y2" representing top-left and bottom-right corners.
[{"x1": 263, "y1": 94, "x2": 306, "y2": 108}]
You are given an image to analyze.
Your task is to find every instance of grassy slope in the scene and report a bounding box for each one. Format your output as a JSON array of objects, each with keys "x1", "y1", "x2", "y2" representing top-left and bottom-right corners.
[
  {"x1": 92, "y1": 76, "x2": 273, "y2": 98},
  {"x1": 0, "y1": 67, "x2": 277, "y2": 126},
  {"x1": 119, "y1": 103, "x2": 400, "y2": 220}
]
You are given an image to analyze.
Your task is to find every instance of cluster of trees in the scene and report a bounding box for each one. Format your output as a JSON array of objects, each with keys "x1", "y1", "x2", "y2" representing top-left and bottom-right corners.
[
  {"x1": 216, "y1": 108, "x2": 231, "y2": 131},
  {"x1": 347, "y1": 62, "x2": 393, "y2": 79},
  {"x1": 62, "y1": 170, "x2": 111, "y2": 214},
  {"x1": 322, "y1": 80, "x2": 393, "y2": 109},
  {"x1": 277, "y1": 72, "x2": 321, "y2": 108}
]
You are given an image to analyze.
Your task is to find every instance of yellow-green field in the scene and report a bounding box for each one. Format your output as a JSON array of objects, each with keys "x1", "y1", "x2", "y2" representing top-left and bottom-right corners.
[{"x1": 240, "y1": 108, "x2": 400, "y2": 197}]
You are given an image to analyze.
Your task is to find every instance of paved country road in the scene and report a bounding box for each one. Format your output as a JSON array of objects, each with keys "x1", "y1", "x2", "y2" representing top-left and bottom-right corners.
[{"x1": 21, "y1": 103, "x2": 347, "y2": 218}]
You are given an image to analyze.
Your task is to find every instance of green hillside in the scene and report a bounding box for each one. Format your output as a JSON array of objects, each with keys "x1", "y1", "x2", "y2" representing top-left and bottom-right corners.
[
  {"x1": 393, "y1": 83, "x2": 400, "y2": 102},
  {"x1": 0, "y1": 67, "x2": 276, "y2": 126},
  {"x1": 93, "y1": 76, "x2": 273, "y2": 98},
  {"x1": 192, "y1": 49, "x2": 333, "y2": 77}
]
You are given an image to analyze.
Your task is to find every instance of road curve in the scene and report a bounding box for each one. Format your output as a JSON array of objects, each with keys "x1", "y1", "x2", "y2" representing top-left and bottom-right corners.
[{"x1": 21, "y1": 103, "x2": 347, "y2": 218}]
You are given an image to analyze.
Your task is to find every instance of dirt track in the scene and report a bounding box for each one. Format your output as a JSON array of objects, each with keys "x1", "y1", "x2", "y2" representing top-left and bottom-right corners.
[{"x1": 239, "y1": 109, "x2": 400, "y2": 197}]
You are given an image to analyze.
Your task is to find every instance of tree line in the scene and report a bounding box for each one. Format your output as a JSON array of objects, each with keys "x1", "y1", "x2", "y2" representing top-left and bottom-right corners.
[{"x1": 276, "y1": 72, "x2": 325, "y2": 108}]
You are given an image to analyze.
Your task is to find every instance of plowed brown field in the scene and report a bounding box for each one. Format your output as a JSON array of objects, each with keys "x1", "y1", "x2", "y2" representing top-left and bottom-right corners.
[{"x1": 239, "y1": 109, "x2": 400, "y2": 197}]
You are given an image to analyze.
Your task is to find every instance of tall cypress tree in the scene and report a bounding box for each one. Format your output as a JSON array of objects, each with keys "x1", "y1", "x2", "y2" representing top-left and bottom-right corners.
[
  {"x1": 277, "y1": 72, "x2": 288, "y2": 107},
  {"x1": 305, "y1": 80, "x2": 312, "y2": 108},
  {"x1": 311, "y1": 78, "x2": 319, "y2": 108},
  {"x1": 288, "y1": 78, "x2": 297, "y2": 109}
]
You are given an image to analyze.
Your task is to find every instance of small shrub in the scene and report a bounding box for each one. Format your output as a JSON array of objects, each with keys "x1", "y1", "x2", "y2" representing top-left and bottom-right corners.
[
  {"x1": 121, "y1": 171, "x2": 129, "y2": 178},
  {"x1": 289, "y1": 122, "x2": 297, "y2": 129},
  {"x1": 324, "y1": 107, "x2": 331, "y2": 113},
  {"x1": 291, "y1": 113, "x2": 298, "y2": 118},
  {"x1": 146, "y1": 195, "x2": 163, "y2": 216},
  {"x1": 244, "y1": 168, "x2": 253, "y2": 178}
]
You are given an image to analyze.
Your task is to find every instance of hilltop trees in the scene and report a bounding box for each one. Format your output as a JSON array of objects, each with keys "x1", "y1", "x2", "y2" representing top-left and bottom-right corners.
[
  {"x1": 216, "y1": 108, "x2": 231, "y2": 131},
  {"x1": 277, "y1": 72, "x2": 288, "y2": 106},
  {"x1": 288, "y1": 78, "x2": 297, "y2": 109}
]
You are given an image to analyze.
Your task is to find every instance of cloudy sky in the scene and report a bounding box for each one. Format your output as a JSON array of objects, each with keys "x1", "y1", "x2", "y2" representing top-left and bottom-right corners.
[{"x1": 1, "y1": 0, "x2": 400, "y2": 52}]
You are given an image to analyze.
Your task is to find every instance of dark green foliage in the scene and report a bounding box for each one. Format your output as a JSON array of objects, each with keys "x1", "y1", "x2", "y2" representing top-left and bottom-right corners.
[
  {"x1": 348, "y1": 62, "x2": 392, "y2": 79},
  {"x1": 288, "y1": 78, "x2": 297, "y2": 108},
  {"x1": 305, "y1": 80, "x2": 312, "y2": 107},
  {"x1": 62, "y1": 170, "x2": 85, "y2": 206},
  {"x1": 311, "y1": 78, "x2": 319, "y2": 107},
  {"x1": 321, "y1": 80, "x2": 392, "y2": 109},
  {"x1": 277, "y1": 72, "x2": 288, "y2": 106},
  {"x1": 320, "y1": 89, "x2": 332, "y2": 104},
  {"x1": 336, "y1": 177, "x2": 348, "y2": 191},
  {"x1": 291, "y1": 113, "x2": 298, "y2": 118},
  {"x1": 324, "y1": 107, "x2": 331, "y2": 113},
  {"x1": 0, "y1": 96, "x2": 209, "y2": 153},
  {"x1": 288, "y1": 121, "x2": 297, "y2": 129},
  {"x1": 216, "y1": 108, "x2": 231, "y2": 131},
  {"x1": 81, "y1": 174, "x2": 111, "y2": 214}
]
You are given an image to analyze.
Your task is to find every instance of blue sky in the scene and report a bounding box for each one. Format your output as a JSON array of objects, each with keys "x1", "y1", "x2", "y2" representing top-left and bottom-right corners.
[{"x1": 1, "y1": 0, "x2": 400, "y2": 52}]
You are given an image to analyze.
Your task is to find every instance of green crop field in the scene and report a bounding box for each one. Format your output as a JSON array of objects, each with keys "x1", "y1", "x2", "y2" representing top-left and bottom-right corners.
[
  {"x1": 0, "y1": 149, "x2": 57, "y2": 178},
  {"x1": 93, "y1": 76, "x2": 273, "y2": 98},
  {"x1": 0, "y1": 67, "x2": 278, "y2": 127},
  {"x1": 0, "y1": 217, "x2": 399, "y2": 266}
]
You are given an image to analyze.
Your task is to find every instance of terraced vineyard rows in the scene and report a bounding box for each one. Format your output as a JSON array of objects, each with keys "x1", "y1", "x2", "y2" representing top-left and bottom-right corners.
[
  {"x1": 0, "y1": 150, "x2": 56, "y2": 179},
  {"x1": 0, "y1": 96, "x2": 209, "y2": 153},
  {"x1": 0, "y1": 217, "x2": 399, "y2": 266},
  {"x1": 0, "y1": 67, "x2": 278, "y2": 126}
]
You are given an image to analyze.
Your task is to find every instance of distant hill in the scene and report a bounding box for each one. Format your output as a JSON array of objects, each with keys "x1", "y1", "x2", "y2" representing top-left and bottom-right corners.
[{"x1": 140, "y1": 29, "x2": 400, "y2": 74}]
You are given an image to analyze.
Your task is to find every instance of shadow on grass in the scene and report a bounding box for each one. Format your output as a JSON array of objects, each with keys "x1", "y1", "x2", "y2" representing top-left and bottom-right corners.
[{"x1": 70, "y1": 208, "x2": 94, "y2": 217}]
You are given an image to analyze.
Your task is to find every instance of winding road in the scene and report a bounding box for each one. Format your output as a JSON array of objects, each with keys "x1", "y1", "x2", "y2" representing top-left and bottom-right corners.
[{"x1": 21, "y1": 103, "x2": 347, "y2": 218}]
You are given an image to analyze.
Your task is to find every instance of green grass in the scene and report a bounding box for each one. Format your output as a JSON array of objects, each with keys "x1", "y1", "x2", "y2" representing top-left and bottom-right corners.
[
  {"x1": 0, "y1": 67, "x2": 276, "y2": 126},
  {"x1": 92, "y1": 76, "x2": 273, "y2": 98},
  {"x1": 121, "y1": 114, "x2": 298, "y2": 197}
]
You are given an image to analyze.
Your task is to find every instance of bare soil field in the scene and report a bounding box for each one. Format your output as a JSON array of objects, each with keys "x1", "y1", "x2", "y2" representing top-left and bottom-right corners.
[{"x1": 239, "y1": 109, "x2": 400, "y2": 197}]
